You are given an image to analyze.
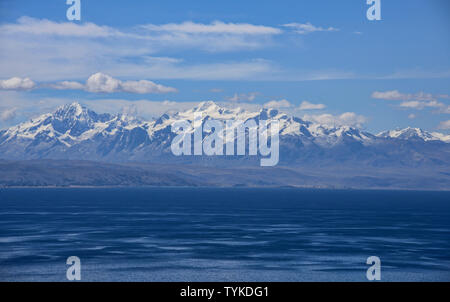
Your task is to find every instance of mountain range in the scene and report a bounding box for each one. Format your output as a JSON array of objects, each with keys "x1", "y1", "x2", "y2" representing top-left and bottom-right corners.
[{"x1": 0, "y1": 102, "x2": 449, "y2": 189}]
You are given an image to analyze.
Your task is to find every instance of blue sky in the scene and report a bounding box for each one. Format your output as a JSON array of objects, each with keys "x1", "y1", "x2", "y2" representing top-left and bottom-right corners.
[{"x1": 0, "y1": 0, "x2": 449, "y2": 133}]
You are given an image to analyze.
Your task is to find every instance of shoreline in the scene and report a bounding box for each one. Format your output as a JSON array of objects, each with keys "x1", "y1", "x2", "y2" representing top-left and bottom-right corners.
[{"x1": 1, "y1": 185, "x2": 449, "y2": 192}]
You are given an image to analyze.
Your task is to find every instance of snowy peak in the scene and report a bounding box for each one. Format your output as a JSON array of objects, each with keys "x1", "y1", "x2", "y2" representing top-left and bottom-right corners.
[
  {"x1": 377, "y1": 127, "x2": 448, "y2": 142},
  {"x1": 1, "y1": 101, "x2": 449, "y2": 157},
  {"x1": 166, "y1": 101, "x2": 374, "y2": 143},
  {"x1": 1, "y1": 102, "x2": 120, "y2": 147},
  {"x1": 49, "y1": 102, "x2": 113, "y2": 138},
  {"x1": 53, "y1": 102, "x2": 113, "y2": 124},
  {"x1": 192, "y1": 101, "x2": 220, "y2": 112},
  {"x1": 54, "y1": 102, "x2": 84, "y2": 119},
  {"x1": 176, "y1": 101, "x2": 257, "y2": 121}
]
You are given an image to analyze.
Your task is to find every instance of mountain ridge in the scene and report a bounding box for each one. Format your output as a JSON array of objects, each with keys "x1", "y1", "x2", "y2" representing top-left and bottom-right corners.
[{"x1": 0, "y1": 101, "x2": 449, "y2": 169}]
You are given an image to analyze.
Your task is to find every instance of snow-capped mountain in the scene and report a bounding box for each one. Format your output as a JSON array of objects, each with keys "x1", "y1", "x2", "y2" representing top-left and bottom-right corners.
[
  {"x1": 378, "y1": 127, "x2": 450, "y2": 143},
  {"x1": 0, "y1": 101, "x2": 449, "y2": 167}
]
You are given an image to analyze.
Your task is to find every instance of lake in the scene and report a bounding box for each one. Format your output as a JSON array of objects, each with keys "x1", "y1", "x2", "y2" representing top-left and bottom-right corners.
[{"x1": 0, "y1": 188, "x2": 449, "y2": 281}]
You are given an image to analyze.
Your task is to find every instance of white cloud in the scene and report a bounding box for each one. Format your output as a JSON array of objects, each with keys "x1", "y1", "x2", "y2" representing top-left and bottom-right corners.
[
  {"x1": 372, "y1": 90, "x2": 450, "y2": 113},
  {"x1": 437, "y1": 120, "x2": 450, "y2": 130},
  {"x1": 0, "y1": 17, "x2": 279, "y2": 82},
  {"x1": 298, "y1": 101, "x2": 326, "y2": 110},
  {"x1": 139, "y1": 21, "x2": 281, "y2": 52},
  {"x1": 303, "y1": 112, "x2": 367, "y2": 128},
  {"x1": 227, "y1": 92, "x2": 259, "y2": 102},
  {"x1": 120, "y1": 104, "x2": 138, "y2": 116},
  {"x1": 408, "y1": 113, "x2": 416, "y2": 119},
  {"x1": 0, "y1": 107, "x2": 17, "y2": 121},
  {"x1": 283, "y1": 22, "x2": 338, "y2": 35},
  {"x1": 120, "y1": 79, "x2": 177, "y2": 94},
  {"x1": 264, "y1": 99, "x2": 292, "y2": 108},
  {"x1": 399, "y1": 100, "x2": 443, "y2": 109},
  {"x1": 51, "y1": 73, "x2": 177, "y2": 94},
  {"x1": 1, "y1": 17, "x2": 449, "y2": 84},
  {"x1": 371, "y1": 90, "x2": 408, "y2": 101},
  {"x1": 0, "y1": 74, "x2": 176, "y2": 94},
  {"x1": 142, "y1": 21, "x2": 282, "y2": 35},
  {"x1": 49, "y1": 81, "x2": 85, "y2": 90},
  {"x1": 371, "y1": 90, "x2": 436, "y2": 102},
  {"x1": 0, "y1": 77, "x2": 36, "y2": 90},
  {"x1": 84, "y1": 73, "x2": 122, "y2": 93},
  {"x1": 2, "y1": 16, "x2": 123, "y2": 38}
]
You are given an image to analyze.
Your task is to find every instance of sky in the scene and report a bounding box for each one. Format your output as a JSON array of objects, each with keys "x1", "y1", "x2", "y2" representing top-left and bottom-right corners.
[{"x1": 0, "y1": 0, "x2": 449, "y2": 133}]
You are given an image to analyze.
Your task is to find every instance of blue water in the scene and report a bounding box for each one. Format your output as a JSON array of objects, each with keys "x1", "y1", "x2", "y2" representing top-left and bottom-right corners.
[{"x1": 0, "y1": 188, "x2": 449, "y2": 281}]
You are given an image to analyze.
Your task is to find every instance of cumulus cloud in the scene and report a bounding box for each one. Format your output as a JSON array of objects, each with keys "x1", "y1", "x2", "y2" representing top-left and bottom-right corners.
[
  {"x1": 227, "y1": 92, "x2": 259, "y2": 102},
  {"x1": 264, "y1": 99, "x2": 292, "y2": 108},
  {"x1": 298, "y1": 101, "x2": 326, "y2": 110},
  {"x1": 283, "y1": 22, "x2": 339, "y2": 35},
  {"x1": 0, "y1": 74, "x2": 176, "y2": 94},
  {"x1": 84, "y1": 73, "x2": 122, "y2": 93},
  {"x1": 51, "y1": 73, "x2": 177, "y2": 94},
  {"x1": 303, "y1": 112, "x2": 367, "y2": 128},
  {"x1": 0, "y1": 77, "x2": 36, "y2": 90},
  {"x1": 437, "y1": 120, "x2": 450, "y2": 130},
  {"x1": 0, "y1": 107, "x2": 17, "y2": 121}
]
